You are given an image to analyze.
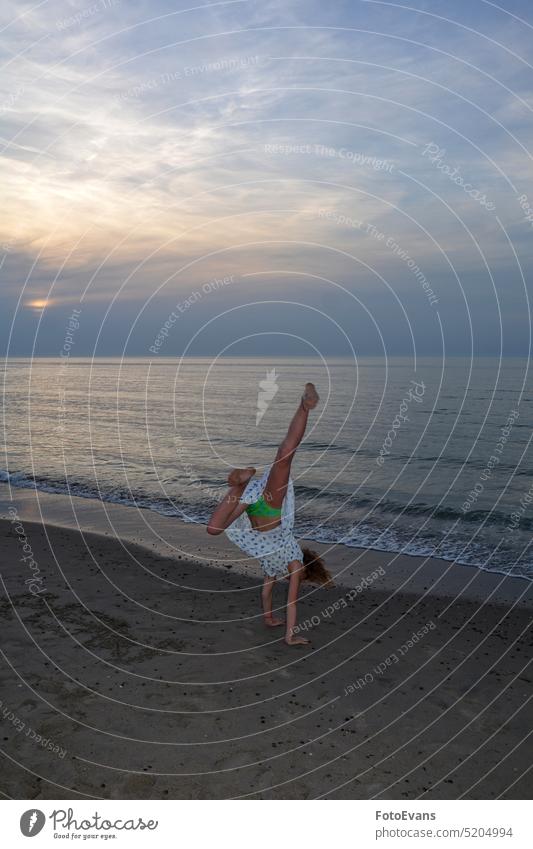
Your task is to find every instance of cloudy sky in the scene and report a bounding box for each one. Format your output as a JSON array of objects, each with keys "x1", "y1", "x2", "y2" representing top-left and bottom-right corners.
[{"x1": 1, "y1": 0, "x2": 532, "y2": 356}]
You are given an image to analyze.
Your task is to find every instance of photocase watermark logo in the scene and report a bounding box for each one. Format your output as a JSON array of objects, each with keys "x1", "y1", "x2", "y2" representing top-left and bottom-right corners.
[
  {"x1": 376, "y1": 379, "x2": 426, "y2": 465},
  {"x1": 20, "y1": 809, "x2": 46, "y2": 837},
  {"x1": 256, "y1": 368, "x2": 279, "y2": 425}
]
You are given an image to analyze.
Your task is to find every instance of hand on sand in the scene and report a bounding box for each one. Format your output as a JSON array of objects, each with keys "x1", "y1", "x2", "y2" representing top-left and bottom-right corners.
[
  {"x1": 264, "y1": 617, "x2": 285, "y2": 627},
  {"x1": 284, "y1": 636, "x2": 311, "y2": 646},
  {"x1": 302, "y1": 382, "x2": 319, "y2": 411},
  {"x1": 227, "y1": 466, "x2": 256, "y2": 487}
]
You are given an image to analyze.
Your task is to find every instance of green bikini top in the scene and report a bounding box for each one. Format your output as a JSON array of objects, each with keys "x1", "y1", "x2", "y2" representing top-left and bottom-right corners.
[{"x1": 245, "y1": 495, "x2": 282, "y2": 518}]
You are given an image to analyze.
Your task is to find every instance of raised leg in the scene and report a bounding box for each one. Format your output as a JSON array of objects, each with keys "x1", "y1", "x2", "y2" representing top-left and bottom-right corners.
[{"x1": 263, "y1": 383, "x2": 319, "y2": 509}]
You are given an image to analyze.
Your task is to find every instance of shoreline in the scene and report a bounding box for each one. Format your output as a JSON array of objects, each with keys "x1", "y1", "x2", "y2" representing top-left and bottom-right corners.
[{"x1": 1, "y1": 482, "x2": 532, "y2": 610}]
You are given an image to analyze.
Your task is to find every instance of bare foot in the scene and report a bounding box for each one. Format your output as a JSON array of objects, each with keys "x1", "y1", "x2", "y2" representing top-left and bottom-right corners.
[
  {"x1": 284, "y1": 636, "x2": 311, "y2": 646},
  {"x1": 228, "y1": 466, "x2": 256, "y2": 487},
  {"x1": 264, "y1": 617, "x2": 285, "y2": 627},
  {"x1": 302, "y1": 382, "x2": 319, "y2": 411}
]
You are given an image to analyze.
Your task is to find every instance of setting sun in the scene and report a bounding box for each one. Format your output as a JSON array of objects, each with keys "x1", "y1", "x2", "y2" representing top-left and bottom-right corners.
[{"x1": 25, "y1": 298, "x2": 50, "y2": 311}]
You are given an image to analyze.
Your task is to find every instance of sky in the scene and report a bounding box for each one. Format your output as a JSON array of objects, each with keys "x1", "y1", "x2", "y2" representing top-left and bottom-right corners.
[{"x1": 1, "y1": 0, "x2": 533, "y2": 357}]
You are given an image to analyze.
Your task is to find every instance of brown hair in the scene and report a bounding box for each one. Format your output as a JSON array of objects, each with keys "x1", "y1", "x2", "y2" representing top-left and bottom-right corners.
[{"x1": 301, "y1": 547, "x2": 335, "y2": 587}]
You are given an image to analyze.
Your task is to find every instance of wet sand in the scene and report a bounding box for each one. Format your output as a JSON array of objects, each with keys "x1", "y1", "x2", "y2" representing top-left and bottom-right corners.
[{"x1": 0, "y1": 483, "x2": 531, "y2": 799}]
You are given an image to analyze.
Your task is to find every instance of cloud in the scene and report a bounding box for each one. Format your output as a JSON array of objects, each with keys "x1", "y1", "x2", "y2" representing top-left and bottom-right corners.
[{"x1": 0, "y1": 0, "x2": 532, "y2": 353}]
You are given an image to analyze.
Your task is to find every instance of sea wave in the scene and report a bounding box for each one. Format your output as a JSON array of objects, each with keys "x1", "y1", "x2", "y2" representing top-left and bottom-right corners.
[{"x1": 1, "y1": 468, "x2": 531, "y2": 580}]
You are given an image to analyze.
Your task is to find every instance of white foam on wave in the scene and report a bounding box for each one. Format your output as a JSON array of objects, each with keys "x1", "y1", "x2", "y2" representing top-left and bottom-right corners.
[{"x1": 1, "y1": 468, "x2": 531, "y2": 581}]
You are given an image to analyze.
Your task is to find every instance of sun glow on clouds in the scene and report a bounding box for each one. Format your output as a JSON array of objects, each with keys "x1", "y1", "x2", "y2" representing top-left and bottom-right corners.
[{"x1": 0, "y1": 0, "x2": 532, "y2": 317}]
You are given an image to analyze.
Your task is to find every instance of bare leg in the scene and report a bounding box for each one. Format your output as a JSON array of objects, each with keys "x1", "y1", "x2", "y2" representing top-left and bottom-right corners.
[
  {"x1": 207, "y1": 482, "x2": 248, "y2": 534},
  {"x1": 261, "y1": 576, "x2": 285, "y2": 627},
  {"x1": 284, "y1": 560, "x2": 310, "y2": 645},
  {"x1": 263, "y1": 383, "x2": 319, "y2": 509}
]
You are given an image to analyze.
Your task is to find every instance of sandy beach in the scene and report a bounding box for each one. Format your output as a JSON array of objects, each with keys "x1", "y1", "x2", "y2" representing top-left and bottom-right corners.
[{"x1": 0, "y1": 482, "x2": 531, "y2": 800}]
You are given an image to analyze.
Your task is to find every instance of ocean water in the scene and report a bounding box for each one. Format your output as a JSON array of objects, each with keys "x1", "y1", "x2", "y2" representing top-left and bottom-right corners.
[{"x1": 1, "y1": 356, "x2": 532, "y2": 580}]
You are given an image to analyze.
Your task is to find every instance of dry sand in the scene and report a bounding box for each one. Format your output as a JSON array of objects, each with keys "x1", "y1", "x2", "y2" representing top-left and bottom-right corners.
[{"x1": 0, "y1": 483, "x2": 531, "y2": 799}]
